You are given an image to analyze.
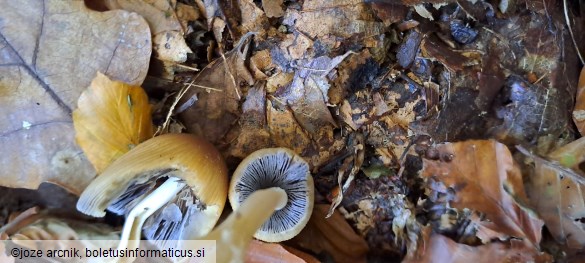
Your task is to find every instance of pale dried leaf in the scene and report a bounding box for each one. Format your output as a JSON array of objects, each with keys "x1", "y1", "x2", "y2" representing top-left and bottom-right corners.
[
  {"x1": 104, "y1": 0, "x2": 193, "y2": 63},
  {"x1": 261, "y1": 0, "x2": 284, "y2": 18},
  {"x1": 153, "y1": 30, "x2": 192, "y2": 63},
  {"x1": 239, "y1": 0, "x2": 268, "y2": 37},
  {"x1": 422, "y1": 140, "x2": 544, "y2": 247},
  {"x1": 176, "y1": 3, "x2": 200, "y2": 32},
  {"x1": 0, "y1": 0, "x2": 151, "y2": 194},
  {"x1": 73, "y1": 73, "x2": 153, "y2": 174},
  {"x1": 105, "y1": 0, "x2": 182, "y2": 34}
]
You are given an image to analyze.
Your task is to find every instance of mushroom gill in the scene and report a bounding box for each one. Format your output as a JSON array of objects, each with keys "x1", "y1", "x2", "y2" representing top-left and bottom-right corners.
[
  {"x1": 229, "y1": 148, "x2": 314, "y2": 242},
  {"x1": 76, "y1": 134, "x2": 228, "y2": 249}
]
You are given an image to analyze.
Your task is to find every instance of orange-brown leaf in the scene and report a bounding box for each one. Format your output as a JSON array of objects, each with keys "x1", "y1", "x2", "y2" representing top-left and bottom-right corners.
[
  {"x1": 245, "y1": 240, "x2": 319, "y2": 263},
  {"x1": 421, "y1": 140, "x2": 544, "y2": 247},
  {"x1": 525, "y1": 137, "x2": 585, "y2": 249},
  {"x1": 291, "y1": 204, "x2": 369, "y2": 263},
  {"x1": 404, "y1": 227, "x2": 551, "y2": 263},
  {"x1": 73, "y1": 72, "x2": 153, "y2": 173},
  {"x1": 573, "y1": 67, "x2": 585, "y2": 136}
]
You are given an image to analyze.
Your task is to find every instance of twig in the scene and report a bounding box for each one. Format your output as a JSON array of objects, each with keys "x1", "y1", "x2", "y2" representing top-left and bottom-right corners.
[
  {"x1": 154, "y1": 79, "x2": 195, "y2": 136},
  {"x1": 564, "y1": 0, "x2": 585, "y2": 65},
  {"x1": 179, "y1": 83, "x2": 223, "y2": 92},
  {"x1": 175, "y1": 64, "x2": 200, "y2": 71}
]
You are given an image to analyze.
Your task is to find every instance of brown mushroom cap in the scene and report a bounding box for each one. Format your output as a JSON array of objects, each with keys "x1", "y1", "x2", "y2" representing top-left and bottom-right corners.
[
  {"x1": 77, "y1": 133, "x2": 228, "y2": 239},
  {"x1": 229, "y1": 148, "x2": 314, "y2": 242}
]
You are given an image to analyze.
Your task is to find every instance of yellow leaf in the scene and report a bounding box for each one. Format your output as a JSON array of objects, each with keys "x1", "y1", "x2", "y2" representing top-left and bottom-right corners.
[{"x1": 73, "y1": 72, "x2": 153, "y2": 173}]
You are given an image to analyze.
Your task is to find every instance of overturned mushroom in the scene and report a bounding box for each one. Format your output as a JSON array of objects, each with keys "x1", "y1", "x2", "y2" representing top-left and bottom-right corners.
[
  {"x1": 228, "y1": 148, "x2": 314, "y2": 242},
  {"x1": 76, "y1": 133, "x2": 228, "y2": 249}
]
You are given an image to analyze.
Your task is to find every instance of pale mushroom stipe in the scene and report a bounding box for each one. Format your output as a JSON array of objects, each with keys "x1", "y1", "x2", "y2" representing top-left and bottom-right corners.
[
  {"x1": 228, "y1": 148, "x2": 315, "y2": 242},
  {"x1": 76, "y1": 134, "x2": 228, "y2": 250}
]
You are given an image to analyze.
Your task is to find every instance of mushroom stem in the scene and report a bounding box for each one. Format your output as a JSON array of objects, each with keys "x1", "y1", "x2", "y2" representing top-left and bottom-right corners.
[
  {"x1": 117, "y1": 177, "x2": 186, "y2": 252},
  {"x1": 203, "y1": 187, "x2": 288, "y2": 263}
]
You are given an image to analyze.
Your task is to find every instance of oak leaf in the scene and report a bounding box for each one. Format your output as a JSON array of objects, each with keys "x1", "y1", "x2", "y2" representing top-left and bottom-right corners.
[{"x1": 0, "y1": 0, "x2": 151, "y2": 194}]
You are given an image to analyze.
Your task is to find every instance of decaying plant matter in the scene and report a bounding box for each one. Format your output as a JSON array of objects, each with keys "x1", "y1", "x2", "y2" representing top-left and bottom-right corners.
[{"x1": 3, "y1": 0, "x2": 585, "y2": 262}]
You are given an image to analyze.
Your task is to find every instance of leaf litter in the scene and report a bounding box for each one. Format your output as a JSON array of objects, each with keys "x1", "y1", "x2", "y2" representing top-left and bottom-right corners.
[{"x1": 2, "y1": 0, "x2": 585, "y2": 261}]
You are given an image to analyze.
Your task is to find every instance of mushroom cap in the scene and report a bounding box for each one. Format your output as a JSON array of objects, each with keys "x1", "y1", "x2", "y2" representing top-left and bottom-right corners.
[
  {"x1": 229, "y1": 148, "x2": 314, "y2": 242},
  {"x1": 77, "y1": 133, "x2": 228, "y2": 237}
]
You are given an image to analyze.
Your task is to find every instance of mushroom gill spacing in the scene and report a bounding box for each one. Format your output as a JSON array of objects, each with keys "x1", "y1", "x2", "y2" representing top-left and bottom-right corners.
[
  {"x1": 229, "y1": 148, "x2": 314, "y2": 242},
  {"x1": 76, "y1": 134, "x2": 228, "y2": 248}
]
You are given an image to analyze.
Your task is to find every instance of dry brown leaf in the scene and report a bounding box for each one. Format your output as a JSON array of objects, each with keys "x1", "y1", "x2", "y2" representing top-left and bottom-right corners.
[
  {"x1": 0, "y1": 0, "x2": 151, "y2": 194},
  {"x1": 278, "y1": 33, "x2": 314, "y2": 62},
  {"x1": 226, "y1": 84, "x2": 272, "y2": 158},
  {"x1": 104, "y1": 0, "x2": 193, "y2": 63},
  {"x1": 73, "y1": 73, "x2": 153, "y2": 174},
  {"x1": 291, "y1": 204, "x2": 369, "y2": 263},
  {"x1": 203, "y1": 0, "x2": 267, "y2": 43},
  {"x1": 178, "y1": 34, "x2": 254, "y2": 144},
  {"x1": 0, "y1": 209, "x2": 118, "y2": 263},
  {"x1": 421, "y1": 140, "x2": 544, "y2": 247},
  {"x1": 0, "y1": 207, "x2": 118, "y2": 241},
  {"x1": 573, "y1": 67, "x2": 585, "y2": 135},
  {"x1": 275, "y1": 53, "x2": 352, "y2": 137},
  {"x1": 245, "y1": 240, "x2": 319, "y2": 263},
  {"x1": 403, "y1": 227, "x2": 552, "y2": 263},
  {"x1": 249, "y1": 50, "x2": 275, "y2": 80},
  {"x1": 266, "y1": 99, "x2": 313, "y2": 155},
  {"x1": 105, "y1": 0, "x2": 182, "y2": 34},
  {"x1": 522, "y1": 137, "x2": 585, "y2": 250},
  {"x1": 283, "y1": 0, "x2": 384, "y2": 40},
  {"x1": 261, "y1": 0, "x2": 284, "y2": 18},
  {"x1": 238, "y1": 0, "x2": 268, "y2": 37}
]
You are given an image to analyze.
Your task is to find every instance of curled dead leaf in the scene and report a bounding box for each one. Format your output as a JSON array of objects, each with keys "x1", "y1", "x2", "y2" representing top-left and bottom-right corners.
[
  {"x1": 0, "y1": 207, "x2": 118, "y2": 247},
  {"x1": 573, "y1": 67, "x2": 585, "y2": 136},
  {"x1": 520, "y1": 137, "x2": 585, "y2": 250},
  {"x1": 421, "y1": 140, "x2": 544, "y2": 248},
  {"x1": 404, "y1": 227, "x2": 552, "y2": 263},
  {"x1": 73, "y1": 73, "x2": 154, "y2": 174}
]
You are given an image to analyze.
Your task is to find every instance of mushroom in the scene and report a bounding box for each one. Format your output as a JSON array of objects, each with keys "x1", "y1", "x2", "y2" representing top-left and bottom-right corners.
[
  {"x1": 228, "y1": 148, "x2": 314, "y2": 242},
  {"x1": 203, "y1": 187, "x2": 289, "y2": 263},
  {"x1": 76, "y1": 133, "x2": 228, "y2": 249}
]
